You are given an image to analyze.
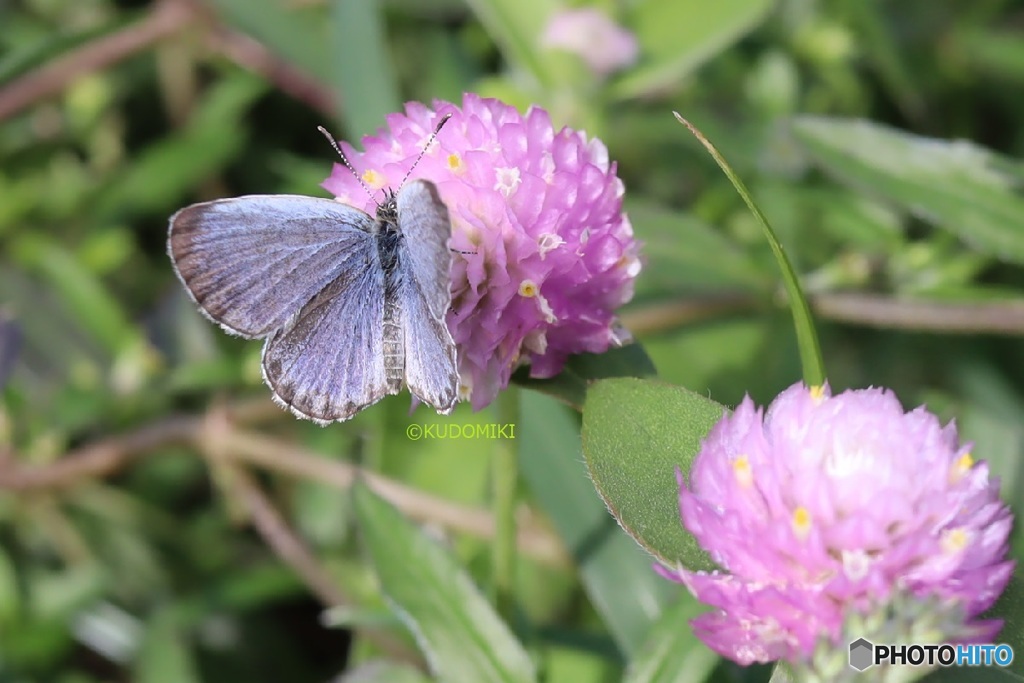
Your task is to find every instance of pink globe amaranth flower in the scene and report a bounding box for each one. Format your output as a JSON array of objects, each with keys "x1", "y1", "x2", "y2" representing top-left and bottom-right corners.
[
  {"x1": 541, "y1": 8, "x2": 639, "y2": 77},
  {"x1": 657, "y1": 382, "x2": 1015, "y2": 666},
  {"x1": 322, "y1": 94, "x2": 640, "y2": 410}
]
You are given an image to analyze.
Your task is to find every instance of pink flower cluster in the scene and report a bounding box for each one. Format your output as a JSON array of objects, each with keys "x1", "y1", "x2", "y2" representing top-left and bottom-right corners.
[
  {"x1": 660, "y1": 382, "x2": 1014, "y2": 664},
  {"x1": 323, "y1": 94, "x2": 640, "y2": 410},
  {"x1": 541, "y1": 8, "x2": 639, "y2": 77}
]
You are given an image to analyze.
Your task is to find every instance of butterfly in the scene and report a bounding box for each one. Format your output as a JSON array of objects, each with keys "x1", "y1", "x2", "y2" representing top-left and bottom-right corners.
[{"x1": 167, "y1": 117, "x2": 459, "y2": 424}]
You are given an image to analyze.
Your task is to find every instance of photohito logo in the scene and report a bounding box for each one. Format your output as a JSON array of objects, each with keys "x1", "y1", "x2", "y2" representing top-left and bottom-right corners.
[{"x1": 849, "y1": 638, "x2": 1014, "y2": 671}]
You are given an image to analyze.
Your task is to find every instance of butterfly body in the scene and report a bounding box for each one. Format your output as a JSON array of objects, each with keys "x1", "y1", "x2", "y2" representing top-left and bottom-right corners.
[
  {"x1": 375, "y1": 191, "x2": 409, "y2": 393},
  {"x1": 168, "y1": 179, "x2": 459, "y2": 425}
]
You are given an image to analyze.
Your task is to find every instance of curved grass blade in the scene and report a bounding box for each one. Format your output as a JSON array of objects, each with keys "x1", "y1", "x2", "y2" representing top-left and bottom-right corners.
[{"x1": 673, "y1": 113, "x2": 825, "y2": 387}]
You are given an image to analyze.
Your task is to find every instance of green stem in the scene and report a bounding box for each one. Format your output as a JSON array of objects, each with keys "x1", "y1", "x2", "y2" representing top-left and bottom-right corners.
[
  {"x1": 674, "y1": 113, "x2": 827, "y2": 387},
  {"x1": 492, "y1": 386, "x2": 520, "y2": 620}
]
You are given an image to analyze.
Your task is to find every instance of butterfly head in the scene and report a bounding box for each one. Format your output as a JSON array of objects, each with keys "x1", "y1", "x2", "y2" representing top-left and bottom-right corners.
[
  {"x1": 319, "y1": 113, "x2": 453, "y2": 218},
  {"x1": 376, "y1": 187, "x2": 400, "y2": 230}
]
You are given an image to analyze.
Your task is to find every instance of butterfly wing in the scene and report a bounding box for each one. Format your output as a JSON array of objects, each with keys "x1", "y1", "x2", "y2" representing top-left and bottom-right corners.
[
  {"x1": 395, "y1": 180, "x2": 459, "y2": 413},
  {"x1": 168, "y1": 195, "x2": 376, "y2": 338},
  {"x1": 398, "y1": 279, "x2": 459, "y2": 414},
  {"x1": 396, "y1": 180, "x2": 454, "y2": 319},
  {"x1": 261, "y1": 247, "x2": 390, "y2": 424}
]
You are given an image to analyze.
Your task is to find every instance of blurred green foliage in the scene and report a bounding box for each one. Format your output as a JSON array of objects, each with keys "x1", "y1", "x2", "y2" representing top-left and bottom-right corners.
[{"x1": 2, "y1": 0, "x2": 1024, "y2": 681}]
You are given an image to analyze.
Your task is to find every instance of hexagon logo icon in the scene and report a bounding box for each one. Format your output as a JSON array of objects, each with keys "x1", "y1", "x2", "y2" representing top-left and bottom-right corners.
[{"x1": 849, "y1": 638, "x2": 874, "y2": 671}]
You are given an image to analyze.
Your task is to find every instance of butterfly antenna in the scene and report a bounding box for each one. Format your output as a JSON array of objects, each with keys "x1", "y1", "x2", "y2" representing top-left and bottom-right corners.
[
  {"x1": 317, "y1": 126, "x2": 379, "y2": 207},
  {"x1": 398, "y1": 113, "x2": 452, "y2": 188}
]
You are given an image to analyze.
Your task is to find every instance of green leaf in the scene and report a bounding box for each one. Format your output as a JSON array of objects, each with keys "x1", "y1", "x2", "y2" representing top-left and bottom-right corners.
[
  {"x1": 614, "y1": 0, "x2": 774, "y2": 98},
  {"x1": 802, "y1": 188, "x2": 903, "y2": 250},
  {"x1": 793, "y1": 116, "x2": 1024, "y2": 265},
  {"x1": 330, "y1": 0, "x2": 401, "y2": 136},
  {"x1": 518, "y1": 391, "x2": 679, "y2": 656},
  {"x1": 626, "y1": 199, "x2": 770, "y2": 290},
  {"x1": 206, "y1": 0, "x2": 332, "y2": 83},
  {"x1": 958, "y1": 28, "x2": 1024, "y2": 83},
  {"x1": 983, "y1": 575, "x2": 1024, "y2": 678},
  {"x1": 352, "y1": 483, "x2": 536, "y2": 683},
  {"x1": 542, "y1": 644, "x2": 619, "y2": 683},
  {"x1": 581, "y1": 378, "x2": 724, "y2": 569},
  {"x1": 838, "y1": 1, "x2": 925, "y2": 119},
  {"x1": 922, "y1": 666, "x2": 1024, "y2": 682},
  {"x1": 32, "y1": 566, "x2": 107, "y2": 621},
  {"x1": 12, "y1": 235, "x2": 137, "y2": 355},
  {"x1": 513, "y1": 344, "x2": 657, "y2": 411},
  {"x1": 0, "y1": 547, "x2": 22, "y2": 626},
  {"x1": 952, "y1": 360, "x2": 1024, "y2": 512},
  {"x1": 321, "y1": 604, "x2": 399, "y2": 630},
  {"x1": 623, "y1": 593, "x2": 718, "y2": 683},
  {"x1": 133, "y1": 609, "x2": 201, "y2": 683},
  {"x1": 461, "y1": 0, "x2": 554, "y2": 89},
  {"x1": 336, "y1": 661, "x2": 432, "y2": 683},
  {"x1": 95, "y1": 74, "x2": 266, "y2": 218},
  {"x1": 0, "y1": 14, "x2": 133, "y2": 86}
]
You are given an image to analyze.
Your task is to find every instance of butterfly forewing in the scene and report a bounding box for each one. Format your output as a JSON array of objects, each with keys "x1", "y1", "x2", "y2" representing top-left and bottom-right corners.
[
  {"x1": 396, "y1": 181, "x2": 455, "y2": 319},
  {"x1": 169, "y1": 195, "x2": 377, "y2": 338},
  {"x1": 261, "y1": 259, "x2": 389, "y2": 424},
  {"x1": 394, "y1": 180, "x2": 459, "y2": 413}
]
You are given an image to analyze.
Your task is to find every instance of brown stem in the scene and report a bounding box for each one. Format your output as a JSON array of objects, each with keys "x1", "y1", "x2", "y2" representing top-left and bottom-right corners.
[
  {"x1": 811, "y1": 292, "x2": 1024, "y2": 335},
  {"x1": 619, "y1": 294, "x2": 754, "y2": 336},
  {"x1": 0, "y1": 398, "x2": 277, "y2": 490},
  {"x1": 0, "y1": 404, "x2": 570, "y2": 569},
  {"x1": 206, "y1": 28, "x2": 335, "y2": 115},
  {"x1": 215, "y1": 457, "x2": 423, "y2": 665},
  {"x1": 0, "y1": 0, "x2": 335, "y2": 123},
  {"x1": 217, "y1": 429, "x2": 568, "y2": 568},
  {"x1": 0, "y1": 0, "x2": 198, "y2": 122},
  {"x1": 620, "y1": 291, "x2": 1024, "y2": 337}
]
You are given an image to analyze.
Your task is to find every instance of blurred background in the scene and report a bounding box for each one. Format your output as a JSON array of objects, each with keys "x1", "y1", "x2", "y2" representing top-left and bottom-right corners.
[{"x1": 2, "y1": 0, "x2": 1024, "y2": 680}]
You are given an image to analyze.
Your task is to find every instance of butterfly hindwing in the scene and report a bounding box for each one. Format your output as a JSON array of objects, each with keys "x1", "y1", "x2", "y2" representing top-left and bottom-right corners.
[
  {"x1": 399, "y1": 275, "x2": 459, "y2": 414},
  {"x1": 261, "y1": 254, "x2": 390, "y2": 424}
]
